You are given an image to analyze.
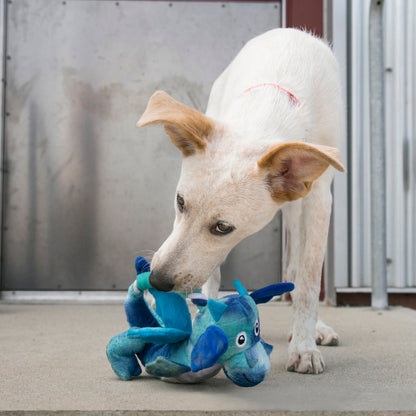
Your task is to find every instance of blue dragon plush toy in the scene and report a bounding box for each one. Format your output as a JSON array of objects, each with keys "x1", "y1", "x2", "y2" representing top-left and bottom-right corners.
[{"x1": 106, "y1": 257, "x2": 294, "y2": 387}]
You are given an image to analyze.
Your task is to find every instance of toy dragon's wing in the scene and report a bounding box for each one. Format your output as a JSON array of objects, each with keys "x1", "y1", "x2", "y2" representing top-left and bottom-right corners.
[
  {"x1": 150, "y1": 289, "x2": 193, "y2": 334},
  {"x1": 131, "y1": 257, "x2": 192, "y2": 340},
  {"x1": 127, "y1": 290, "x2": 192, "y2": 344},
  {"x1": 127, "y1": 327, "x2": 190, "y2": 344}
]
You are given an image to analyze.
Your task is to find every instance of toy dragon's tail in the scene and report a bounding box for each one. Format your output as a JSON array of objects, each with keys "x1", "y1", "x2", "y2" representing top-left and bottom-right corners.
[{"x1": 124, "y1": 257, "x2": 161, "y2": 329}]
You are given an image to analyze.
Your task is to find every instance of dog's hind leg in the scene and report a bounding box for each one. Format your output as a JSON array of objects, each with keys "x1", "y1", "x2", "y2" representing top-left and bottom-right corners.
[
  {"x1": 282, "y1": 168, "x2": 335, "y2": 374},
  {"x1": 288, "y1": 318, "x2": 339, "y2": 346},
  {"x1": 201, "y1": 267, "x2": 222, "y2": 299},
  {"x1": 315, "y1": 318, "x2": 339, "y2": 346}
]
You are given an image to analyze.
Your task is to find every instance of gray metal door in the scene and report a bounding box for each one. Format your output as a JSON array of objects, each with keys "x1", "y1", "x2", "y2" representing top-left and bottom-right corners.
[{"x1": 1, "y1": 0, "x2": 282, "y2": 291}]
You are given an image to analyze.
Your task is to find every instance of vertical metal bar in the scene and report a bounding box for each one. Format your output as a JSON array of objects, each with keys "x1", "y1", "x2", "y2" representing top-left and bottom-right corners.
[
  {"x1": 323, "y1": 0, "x2": 335, "y2": 304},
  {"x1": 0, "y1": 0, "x2": 7, "y2": 292},
  {"x1": 329, "y1": 0, "x2": 350, "y2": 296},
  {"x1": 369, "y1": 0, "x2": 388, "y2": 309},
  {"x1": 323, "y1": 0, "x2": 333, "y2": 42},
  {"x1": 281, "y1": 0, "x2": 287, "y2": 28}
]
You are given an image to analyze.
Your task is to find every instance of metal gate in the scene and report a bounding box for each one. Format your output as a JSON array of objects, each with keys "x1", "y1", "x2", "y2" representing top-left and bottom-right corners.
[
  {"x1": 0, "y1": 0, "x2": 282, "y2": 294},
  {"x1": 335, "y1": 0, "x2": 416, "y2": 291}
]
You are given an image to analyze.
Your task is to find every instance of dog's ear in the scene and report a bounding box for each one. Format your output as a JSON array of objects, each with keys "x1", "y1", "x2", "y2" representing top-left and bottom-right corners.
[
  {"x1": 136, "y1": 91, "x2": 215, "y2": 157},
  {"x1": 258, "y1": 142, "x2": 345, "y2": 202}
]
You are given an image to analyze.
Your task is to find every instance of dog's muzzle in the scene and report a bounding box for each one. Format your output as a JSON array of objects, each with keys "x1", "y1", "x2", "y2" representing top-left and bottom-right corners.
[{"x1": 149, "y1": 270, "x2": 175, "y2": 292}]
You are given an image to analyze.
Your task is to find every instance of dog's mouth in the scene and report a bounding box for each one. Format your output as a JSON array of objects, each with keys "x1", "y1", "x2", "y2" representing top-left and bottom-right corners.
[
  {"x1": 149, "y1": 268, "x2": 207, "y2": 293},
  {"x1": 150, "y1": 257, "x2": 221, "y2": 293},
  {"x1": 170, "y1": 272, "x2": 211, "y2": 294}
]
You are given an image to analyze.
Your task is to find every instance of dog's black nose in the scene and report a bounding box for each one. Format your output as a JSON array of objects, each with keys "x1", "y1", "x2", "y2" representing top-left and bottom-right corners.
[{"x1": 149, "y1": 271, "x2": 175, "y2": 292}]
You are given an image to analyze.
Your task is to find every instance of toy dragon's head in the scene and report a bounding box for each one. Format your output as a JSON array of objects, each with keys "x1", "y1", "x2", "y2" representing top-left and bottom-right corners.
[{"x1": 189, "y1": 280, "x2": 294, "y2": 387}]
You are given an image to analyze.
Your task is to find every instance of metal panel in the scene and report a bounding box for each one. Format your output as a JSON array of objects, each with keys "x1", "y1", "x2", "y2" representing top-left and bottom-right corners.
[
  {"x1": 2, "y1": 0, "x2": 281, "y2": 291},
  {"x1": 337, "y1": 0, "x2": 416, "y2": 290},
  {"x1": 348, "y1": 0, "x2": 372, "y2": 288},
  {"x1": 384, "y1": 0, "x2": 407, "y2": 288},
  {"x1": 368, "y1": 0, "x2": 388, "y2": 308}
]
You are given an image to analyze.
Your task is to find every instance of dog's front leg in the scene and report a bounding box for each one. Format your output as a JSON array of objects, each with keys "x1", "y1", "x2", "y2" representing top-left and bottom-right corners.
[
  {"x1": 201, "y1": 268, "x2": 221, "y2": 299},
  {"x1": 282, "y1": 170, "x2": 334, "y2": 374}
]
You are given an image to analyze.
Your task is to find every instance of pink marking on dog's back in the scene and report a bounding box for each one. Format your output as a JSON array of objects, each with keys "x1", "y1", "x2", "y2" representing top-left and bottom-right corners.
[{"x1": 242, "y1": 83, "x2": 300, "y2": 106}]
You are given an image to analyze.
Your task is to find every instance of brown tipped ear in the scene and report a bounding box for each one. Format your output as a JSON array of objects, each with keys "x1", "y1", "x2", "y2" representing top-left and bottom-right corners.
[
  {"x1": 258, "y1": 142, "x2": 345, "y2": 202},
  {"x1": 136, "y1": 91, "x2": 214, "y2": 157}
]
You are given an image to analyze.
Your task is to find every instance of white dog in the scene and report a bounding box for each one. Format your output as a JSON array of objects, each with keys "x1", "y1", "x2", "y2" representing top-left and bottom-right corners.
[{"x1": 137, "y1": 28, "x2": 345, "y2": 374}]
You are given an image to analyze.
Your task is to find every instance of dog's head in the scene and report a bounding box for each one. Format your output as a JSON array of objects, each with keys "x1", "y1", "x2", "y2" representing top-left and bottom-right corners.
[{"x1": 137, "y1": 91, "x2": 344, "y2": 292}]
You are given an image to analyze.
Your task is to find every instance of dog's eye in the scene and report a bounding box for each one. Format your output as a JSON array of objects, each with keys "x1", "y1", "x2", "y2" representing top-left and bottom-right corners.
[
  {"x1": 177, "y1": 194, "x2": 185, "y2": 212},
  {"x1": 211, "y1": 221, "x2": 235, "y2": 235}
]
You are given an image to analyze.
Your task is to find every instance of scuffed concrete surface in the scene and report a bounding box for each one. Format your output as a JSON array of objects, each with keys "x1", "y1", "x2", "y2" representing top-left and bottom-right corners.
[{"x1": 0, "y1": 302, "x2": 415, "y2": 413}]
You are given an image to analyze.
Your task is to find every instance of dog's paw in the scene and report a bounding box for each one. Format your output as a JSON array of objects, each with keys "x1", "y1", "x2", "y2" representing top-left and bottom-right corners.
[
  {"x1": 287, "y1": 349, "x2": 325, "y2": 374},
  {"x1": 315, "y1": 319, "x2": 339, "y2": 346}
]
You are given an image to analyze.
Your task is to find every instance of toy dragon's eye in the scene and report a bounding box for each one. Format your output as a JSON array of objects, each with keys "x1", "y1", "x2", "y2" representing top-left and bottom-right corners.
[
  {"x1": 236, "y1": 331, "x2": 247, "y2": 348},
  {"x1": 254, "y1": 319, "x2": 260, "y2": 337}
]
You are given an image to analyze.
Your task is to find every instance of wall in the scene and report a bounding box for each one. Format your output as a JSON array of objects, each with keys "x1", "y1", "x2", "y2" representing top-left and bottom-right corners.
[{"x1": 0, "y1": 0, "x2": 283, "y2": 293}]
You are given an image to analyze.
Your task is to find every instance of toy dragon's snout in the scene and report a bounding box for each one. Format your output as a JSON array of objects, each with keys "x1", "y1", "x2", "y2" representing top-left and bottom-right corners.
[{"x1": 223, "y1": 340, "x2": 273, "y2": 387}]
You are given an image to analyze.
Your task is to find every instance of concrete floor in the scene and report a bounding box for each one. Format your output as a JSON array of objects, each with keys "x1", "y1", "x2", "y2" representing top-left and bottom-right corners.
[{"x1": 0, "y1": 300, "x2": 415, "y2": 414}]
